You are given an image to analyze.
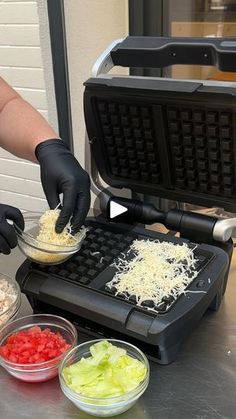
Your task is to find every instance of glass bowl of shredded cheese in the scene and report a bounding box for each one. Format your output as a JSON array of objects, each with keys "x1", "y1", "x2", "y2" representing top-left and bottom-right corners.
[
  {"x1": 0, "y1": 275, "x2": 21, "y2": 329},
  {"x1": 15, "y1": 210, "x2": 87, "y2": 265}
]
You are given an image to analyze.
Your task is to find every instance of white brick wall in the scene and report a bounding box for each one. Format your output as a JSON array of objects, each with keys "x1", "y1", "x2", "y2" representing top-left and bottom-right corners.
[{"x1": 0, "y1": 0, "x2": 48, "y2": 212}]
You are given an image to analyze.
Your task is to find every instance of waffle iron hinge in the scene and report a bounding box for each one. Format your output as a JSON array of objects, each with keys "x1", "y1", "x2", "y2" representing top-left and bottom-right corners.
[{"x1": 107, "y1": 196, "x2": 236, "y2": 245}]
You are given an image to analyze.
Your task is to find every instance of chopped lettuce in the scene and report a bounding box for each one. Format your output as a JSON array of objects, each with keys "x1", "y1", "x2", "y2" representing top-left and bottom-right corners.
[{"x1": 62, "y1": 341, "x2": 147, "y2": 398}]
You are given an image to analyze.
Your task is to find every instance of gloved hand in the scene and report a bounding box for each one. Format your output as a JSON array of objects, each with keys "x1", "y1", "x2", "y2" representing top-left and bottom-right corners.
[
  {"x1": 0, "y1": 204, "x2": 24, "y2": 254},
  {"x1": 35, "y1": 139, "x2": 91, "y2": 234}
]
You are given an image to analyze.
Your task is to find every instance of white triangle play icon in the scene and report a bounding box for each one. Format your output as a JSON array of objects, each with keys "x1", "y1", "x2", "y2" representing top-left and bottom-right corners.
[{"x1": 110, "y1": 200, "x2": 128, "y2": 219}]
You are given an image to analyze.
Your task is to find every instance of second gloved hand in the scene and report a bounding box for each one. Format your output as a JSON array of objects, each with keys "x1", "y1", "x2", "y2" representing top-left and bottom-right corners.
[
  {"x1": 0, "y1": 204, "x2": 24, "y2": 254},
  {"x1": 35, "y1": 139, "x2": 91, "y2": 234}
]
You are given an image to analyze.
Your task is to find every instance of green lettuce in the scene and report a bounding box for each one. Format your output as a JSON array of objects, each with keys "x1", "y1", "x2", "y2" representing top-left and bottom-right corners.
[{"x1": 62, "y1": 341, "x2": 147, "y2": 398}]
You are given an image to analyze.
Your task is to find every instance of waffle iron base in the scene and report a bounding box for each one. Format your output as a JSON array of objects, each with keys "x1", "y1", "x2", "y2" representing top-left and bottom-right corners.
[{"x1": 16, "y1": 217, "x2": 231, "y2": 364}]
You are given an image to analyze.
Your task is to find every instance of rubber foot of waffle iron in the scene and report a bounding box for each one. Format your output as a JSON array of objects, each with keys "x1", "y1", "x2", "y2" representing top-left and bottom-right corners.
[
  {"x1": 208, "y1": 270, "x2": 228, "y2": 311},
  {"x1": 157, "y1": 342, "x2": 182, "y2": 365},
  {"x1": 208, "y1": 292, "x2": 222, "y2": 311}
]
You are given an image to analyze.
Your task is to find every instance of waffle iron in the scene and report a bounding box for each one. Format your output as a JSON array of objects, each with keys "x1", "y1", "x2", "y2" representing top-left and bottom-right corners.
[{"x1": 16, "y1": 37, "x2": 236, "y2": 364}]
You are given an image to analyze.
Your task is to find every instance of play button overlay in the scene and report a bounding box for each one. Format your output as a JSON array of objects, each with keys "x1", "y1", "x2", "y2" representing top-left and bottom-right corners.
[
  {"x1": 92, "y1": 187, "x2": 138, "y2": 233},
  {"x1": 110, "y1": 200, "x2": 128, "y2": 219}
]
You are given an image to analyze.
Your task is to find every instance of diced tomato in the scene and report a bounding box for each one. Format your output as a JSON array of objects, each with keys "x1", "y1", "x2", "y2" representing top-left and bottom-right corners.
[
  {"x1": 9, "y1": 354, "x2": 18, "y2": 363},
  {"x1": 0, "y1": 326, "x2": 71, "y2": 364},
  {"x1": 29, "y1": 326, "x2": 41, "y2": 334},
  {"x1": 0, "y1": 346, "x2": 9, "y2": 357}
]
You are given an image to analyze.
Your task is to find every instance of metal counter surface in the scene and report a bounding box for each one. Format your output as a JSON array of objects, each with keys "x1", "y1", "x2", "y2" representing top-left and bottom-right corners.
[{"x1": 0, "y1": 247, "x2": 235, "y2": 419}]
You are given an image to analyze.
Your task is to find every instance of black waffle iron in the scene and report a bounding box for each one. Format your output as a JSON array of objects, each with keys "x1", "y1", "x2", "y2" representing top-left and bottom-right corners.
[{"x1": 16, "y1": 37, "x2": 236, "y2": 364}]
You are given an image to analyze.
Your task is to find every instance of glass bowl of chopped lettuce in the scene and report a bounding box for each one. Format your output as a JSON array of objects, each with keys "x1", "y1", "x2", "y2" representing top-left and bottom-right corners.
[
  {"x1": 15, "y1": 210, "x2": 87, "y2": 265},
  {"x1": 59, "y1": 339, "x2": 149, "y2": 417}
]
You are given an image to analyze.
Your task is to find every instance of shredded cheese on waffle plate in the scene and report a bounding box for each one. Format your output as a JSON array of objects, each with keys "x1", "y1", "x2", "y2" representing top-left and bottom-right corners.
[{"x1": 107, "y1": 239, "x2": 200, "y2": 312}]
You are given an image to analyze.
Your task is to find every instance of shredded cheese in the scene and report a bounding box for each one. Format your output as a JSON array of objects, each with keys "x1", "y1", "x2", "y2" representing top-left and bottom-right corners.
[
  {"x1": 37, "y1": 209, "x2": 85, "y2": 246},
  {"x1": 26, "y1": 209, "x2": 86, "y2": 264},
  {"x1": 107, "y1": 239, "x2": 199, "y2": 312},
  {"x1": 26, "y1": 248, "x2": 70, "y2": 264}
]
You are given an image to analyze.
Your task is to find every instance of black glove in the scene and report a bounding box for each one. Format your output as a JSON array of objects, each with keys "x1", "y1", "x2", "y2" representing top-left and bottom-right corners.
[
  {"x1": 0, "y1": 204, "x2": 24, "y2": 255},
  {"x1": 35, "y1": 139, "x2": 91, "y2": 234}
]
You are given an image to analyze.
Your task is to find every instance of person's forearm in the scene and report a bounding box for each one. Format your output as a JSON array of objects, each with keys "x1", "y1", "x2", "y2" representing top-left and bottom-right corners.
[{"x1": 0, "y1": 77, "x2": 59, "y2": 162}]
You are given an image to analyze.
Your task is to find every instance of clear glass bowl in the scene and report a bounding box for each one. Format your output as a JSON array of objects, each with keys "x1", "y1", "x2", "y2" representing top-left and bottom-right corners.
[
  {"x1": 0, "y1": 314, "x2": 78, "y2": 383},
  {"x1": 0, "y1": 274, "x2": 21, "y2": 330},
  {"x1": 15, "y1": 211, "x2": 86, "y2": 265},
  {"x1": 59, "y1": 339, "x2": 149, "y2": 417}
]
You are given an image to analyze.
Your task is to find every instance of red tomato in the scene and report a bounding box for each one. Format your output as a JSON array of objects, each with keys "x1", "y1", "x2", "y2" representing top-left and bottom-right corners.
[{"x1": 0, "y1": 327, "x2": 71, "y2": 364}]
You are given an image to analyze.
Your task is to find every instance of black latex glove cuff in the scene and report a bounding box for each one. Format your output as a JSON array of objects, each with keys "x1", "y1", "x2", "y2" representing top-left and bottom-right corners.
[
  {"x1": 35, "y1": 138, "x2": 67, "y2": 159},
  {"x1": 0, "y1": 204, "x2": 24, "y2": 255},
  {"x1": 35, "y1": 139, "x2": 91, "y2": 234}
]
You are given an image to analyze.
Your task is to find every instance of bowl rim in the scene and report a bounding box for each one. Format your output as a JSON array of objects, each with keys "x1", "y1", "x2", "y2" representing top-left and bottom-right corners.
[
  {"x1": 0, "y1": 274, "x2": 21, "y2": 318},
  {"x1": 14, "y1": 211, "x2": 86, "y2": 252},
  {"x1": 59, "y1": 338, "x2": 150, "y2": 404},
  {"x1": 0, "y1": 313, "x2": 78, "y2": 370}
]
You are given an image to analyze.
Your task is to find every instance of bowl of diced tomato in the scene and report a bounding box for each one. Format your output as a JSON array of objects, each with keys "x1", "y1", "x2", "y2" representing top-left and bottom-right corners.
[{"x1": 0, "y1": 314, "x2": 77, "y2": 382}]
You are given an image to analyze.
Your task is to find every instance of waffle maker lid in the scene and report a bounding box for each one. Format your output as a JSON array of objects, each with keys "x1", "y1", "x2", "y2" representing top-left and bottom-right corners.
[{"x1": 84, "y1": 36, "x2": 236, "y2": 212}]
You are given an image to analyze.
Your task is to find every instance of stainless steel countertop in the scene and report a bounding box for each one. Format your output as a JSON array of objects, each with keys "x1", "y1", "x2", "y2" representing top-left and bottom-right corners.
[{"x1": 0, "y1": 247, "x2": 236, "y2": 419}]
